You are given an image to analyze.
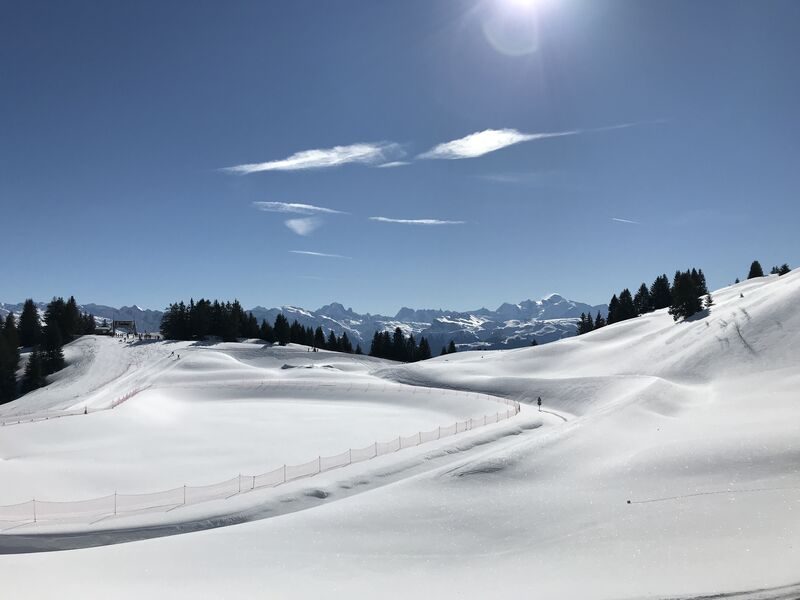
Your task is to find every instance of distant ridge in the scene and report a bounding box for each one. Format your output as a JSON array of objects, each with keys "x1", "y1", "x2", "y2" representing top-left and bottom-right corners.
[{"x1": 0, "y1": 295, "x2": 607, "y2": 351}]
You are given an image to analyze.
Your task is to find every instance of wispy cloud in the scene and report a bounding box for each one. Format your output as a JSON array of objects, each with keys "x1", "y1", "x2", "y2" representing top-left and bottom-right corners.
[
  {"x1": 224, "y1": 142, "x2": 403, "y2": 174},
  {"x1": 611, "y1": 217, "x2": 640, "y2": 224},
  {"x1": 285, "y1": 217, "x2": 322, "y2": 236},
  {"x1": 289, "y1": 250, "x2": 351, "y2": 259},
  {"x1": 253, "y1": 201, "x2": 344, "y2": 215},
  {"x1": 418, "y1": 122, "x2": 657, "y2": 160},
  {"x1": 369, "y1": 216, "x2": 466, "y2": 225},
  {"x1": 376, "y1": 161, "x2": 411, "y2": 168}
]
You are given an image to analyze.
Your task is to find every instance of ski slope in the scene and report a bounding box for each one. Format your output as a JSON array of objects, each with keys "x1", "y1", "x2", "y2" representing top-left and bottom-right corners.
[{"x1": 1, "y1": 272, "x2": 799, "y2": 599}]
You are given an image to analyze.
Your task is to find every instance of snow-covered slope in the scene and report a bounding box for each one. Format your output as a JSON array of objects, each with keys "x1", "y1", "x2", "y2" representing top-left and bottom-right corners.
[{"x1": 1, "y1": 272, "x2": 798, "y2": 599}]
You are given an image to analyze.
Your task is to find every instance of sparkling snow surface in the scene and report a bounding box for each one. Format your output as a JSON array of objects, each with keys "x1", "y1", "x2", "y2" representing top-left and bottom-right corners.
[{"x1": 1, "y1": 272, "x2": 799, "y2": 599}]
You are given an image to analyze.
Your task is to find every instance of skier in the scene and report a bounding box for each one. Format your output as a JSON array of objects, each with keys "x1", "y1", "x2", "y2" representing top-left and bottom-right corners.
[{"x1": 537, "y1": 396, "x2": 542, "y2": 412}]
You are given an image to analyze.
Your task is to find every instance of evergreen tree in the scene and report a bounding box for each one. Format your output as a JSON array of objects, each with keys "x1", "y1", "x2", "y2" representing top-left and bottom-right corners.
[
  {"x1": 289, "y1": 320, "x2": 304, "y2": 344},
  {"x1": 576, "y1": 312, "x2": 594, "y2": 335},
  {"x1": 668, "y1": 270, "x2": 703, "y2": 321},
  {"x1": 392, "y1": 327, "x2": 406, "y2": 361},
  {"x1": 340, "y1": 332, "x2": 353, "y2": 353},
  {"x1": 18, "y1": 299, "x2": 42, "y2": 347},
  {"x1": 778, "y1": 263, "x2": 791, "y2": 276},
  {"x1": 447, "y1": 340, "x2": 457, "y2": 354},
  {"x1": 705, "y1": 291, "x2": 714, "y2": 309},
  {"x1": 416, "y1": 337, "x2": 431, "y2": 360},
  {"x1": 273, "y1": 314, "x2": 290, "y2": 345},
  {"x1": 594, "y1": 311, "x2": 606, "y2": 329},
  {"x1": 770, "y1": 266, "x2": 780, "y2": 275},
  {"x1": 440, "y1": 346, "x2": 448, "y2": 356},
  {"x1": 368, "y1": 331, "x2": 383, "y2": 356},
  {"x1": 311, "y1": 326, "x2": 323, "y2": 350},
  {"x1": 649, "y1": 275, "x2": 672, "y2": 310},
  {"x1": 327, "y1": 330, "x2": 339, "y2": 351},
  {"x1": 531, "y1": 339, "x2": 539, "y2": 346},
  {"x1": 606, "y1": 294, "x2": 620, "y2": 324},
  {"x1": 259, "y1": 319, "x2": 276, "y2": 343},
  {"x1": 3, "y1": 313, "x2": 20, "y2": 353},
  {"x1": 43, "y1": 325, "x2": 65, "y2": 374},
  {"x1": 354, "y1": 344, "x2": 363, "y2": 355},
  {"x1": 0, "y1": 332, "x2": 19, "y2": 404},
  {"x1": 747, "y1": 260, "x2": 764, "y2": 279},
  {"x1": 21, "y1": 349, "x2": 46, "y2": 394},
  {"x1": 633, "y1": 283, "x2": 652, "y2": 315},
  {"x1": 734, "y1": 278, "x2": 740, "y2": 284},
  {"x1": 617, "y1": 289, "x2": 636, "y2": 321}
]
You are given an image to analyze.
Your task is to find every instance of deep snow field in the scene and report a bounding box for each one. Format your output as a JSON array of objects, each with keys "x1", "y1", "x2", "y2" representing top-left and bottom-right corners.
[{"x1": 1, "y1": 271, "x2": 799, "y2": 599}]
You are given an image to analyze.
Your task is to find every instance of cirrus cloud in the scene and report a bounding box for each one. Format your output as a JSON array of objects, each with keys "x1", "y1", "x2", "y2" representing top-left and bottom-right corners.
[
  {"x1": 224, "y1": 142, "x2": 403, "y2": 174},
  {"x1": 369, "y1": 216, "x2": 465, "y2": 225},
  {"x1": 418, "y1": 122, "x2": 657, "y2": 160},
  {"x1": 252, "y1": 201, "x2": 345, "y2": 215},
  {"x1": 289, "y1": 250, "x2": 351, "y2": 259}
]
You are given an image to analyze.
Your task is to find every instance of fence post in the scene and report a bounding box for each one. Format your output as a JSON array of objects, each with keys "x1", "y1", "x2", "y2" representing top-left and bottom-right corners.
[
  {"x1": 251, "y1": 476, "x2": 255, "y2": 490},
  {"x1": 417, "y1": 431, "x2": 421, "y2": 445},
  {"x1": 283, "y1": 464, "x2": 287, "y2": 483},
  {"x1": 318, "y1": 456, "x2": 321, "y2": 473},
  {"x1": 374, "y1": 441, "x2": 378, "y2": 457},
  {"x1": 183, "y1": 485, "x2": 186, "y2": 506},
  {"x1": 33, "y1": 499, "x2": 36, "y2": 523},
  {"x1": 437, "y1": 426, "x2": 440, "y2": 440},
  {"x1": 114, "y1": 491, "x2": 117, "y2": 516},
  {"x1": 348, "y1": 448, "x2": 352, "y2": 465},
  {"x1": 397, "y1": 436, "x2": 401, "y2": 450},
  {"x1": 238, "y1": 474, "x2": 241, "y2": 494}
]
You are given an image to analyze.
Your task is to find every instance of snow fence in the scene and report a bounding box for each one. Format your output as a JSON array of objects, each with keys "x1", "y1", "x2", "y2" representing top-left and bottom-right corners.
[{"x1": 0, "y1": 395, "x2": 520, "y2": 530}]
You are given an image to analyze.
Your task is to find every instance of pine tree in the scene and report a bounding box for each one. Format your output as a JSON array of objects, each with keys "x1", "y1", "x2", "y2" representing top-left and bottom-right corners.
[
  {"x1": 606, "y1": 294, "x2": 620, "y2": 324},
  {"x1": 576, "y1": 312, "x2": 594, "y2": 335},
  {"x1": 274, "y1": 314, "x2": 290, "y2": 346},
  {"x1": 649, "y1": 275, "x2": 672, "y2": 310},
  {"x1": 747, "y1": 260, "x2": 764, "y2": 279},
  {"x1": 0, "y1": 332, "x2": 19, "y2": 404},
  {"x1": 259, "y1": 319, "x2": 275, "y2": 343},
  {"x1": 617, "y1": 289, "x2": 636, "y2": 321},
  {"x1": 594, "y1": 311, "x2": 606, "y2": 329},
  {"x1": 3, "y1": 313, "x2": 20, "y2": 353},
  {"x1": 416, "y1": 337, "x2": 431, "y2": 360},
  {"x1": 18, "y1": 299, "x2": 42, "y2": 348},
  {"x1": 778, "y1": 263, "x2": 791, "y2": 276},
  {"x1": 392, "y1": 327, "x2": 406, "y2": 361},
  {"x1": 531, "y1": 339, "x2": 539, "y2": 346},
  {"x1": 633, "y1": 283, "x2": 652, "y2": 315},
  {"x1": 668, "y1": 270, "x2": 703, "y2": 321},
  {"x1": 327, "y1": 330, "x2": 339, "y2": 351},
  {"x1": 340, "y1": 332, "x2": 353, "y2": 353},
  {"x1": 21, "y1": 349, "x2": 46, "y2": 394},
  {"x1": 43, "y1": 325, "x2": 65, "y2": 374},
  {"x1": 447, "y1": 340, "x2": 457, "y2": 354},
  {"x1": 440, "y1": 346, "x2": 448, "y2": 356},
  {"x1": 354, "y1": 344, "x2": 363, "y2": 355}
]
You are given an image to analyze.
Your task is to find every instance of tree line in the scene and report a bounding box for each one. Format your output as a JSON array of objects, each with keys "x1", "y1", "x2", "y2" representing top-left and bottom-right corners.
[
  {"x1": 0, "y1": 297, "x2": 97, "y2": 404},
  {"x1": 578, "y1": 259, "x2": 793, "y2": 335},
  {"x1": 368, "y1": 327, "x2": 434, "y2": 362}
]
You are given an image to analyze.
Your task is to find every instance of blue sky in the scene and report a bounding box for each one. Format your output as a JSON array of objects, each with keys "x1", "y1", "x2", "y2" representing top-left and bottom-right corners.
[{"x1": 1, "y1": 0, "x2": 798, "y2": 314}]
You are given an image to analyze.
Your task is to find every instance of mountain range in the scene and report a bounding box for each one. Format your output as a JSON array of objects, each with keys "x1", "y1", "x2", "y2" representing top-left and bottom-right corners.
[{"x1": 0, "y1": 295, "x2": 607, "y2": 351}]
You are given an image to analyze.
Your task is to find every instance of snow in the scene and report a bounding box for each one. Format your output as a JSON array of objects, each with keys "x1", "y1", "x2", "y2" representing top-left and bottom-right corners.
[{"x1": 1, "y1": 271, "x2": 799, "y2": 599}]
